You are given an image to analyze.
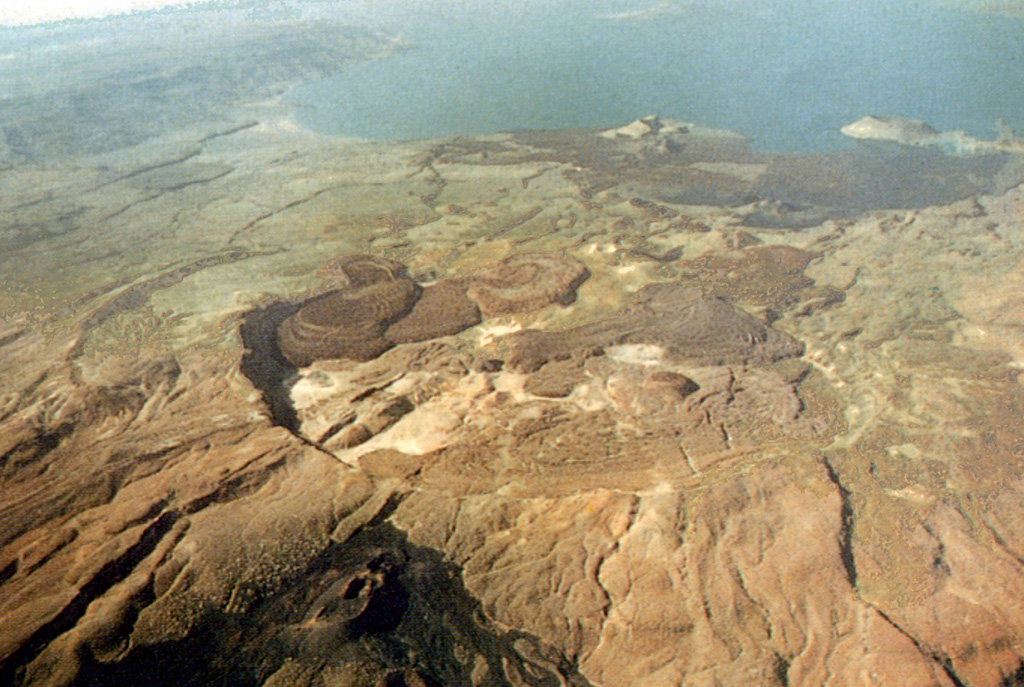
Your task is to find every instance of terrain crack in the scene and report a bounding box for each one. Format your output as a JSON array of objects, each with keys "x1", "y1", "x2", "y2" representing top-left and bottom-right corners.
[
  {"x1": 9, "y1": 193, "x2": 54, "y2": 211},
  {"x1": 520, "y1": 165, "x2": 557, "y2": 188},
  {"x1": 981, "y1": 518, "x2": 1024, "y2": 571},
  {"x1": 98, "y1": 167, "x2": 235, "y2": 223},
  {"x1": 820, "y1": 469, "x2": 970, "y2": 687},
  {"x1": 159, "y1": 166, "x2": 234, "y2": 193},
  {"x1": 511, "y1": 214, "x2": 567, "y2": 247},
  {"x1": 486, "y1": 206, "x2": 544, "y2": 241},
  {"x1": 181, "y1": 451, "x2": 289, "y2": 515},
  {"x1": 592, "y1": 494, "x2": 640, "y2": 623},
  {"x1": 821, "y1": 456, "x2": 858, "y2": 588},
  {"x1": 99, "y1": 191, "x2": 162, "y2": 223},
  {"x1": 238, "y1": 301, "x2": 302, "y2": 431},
  {"x1": 198, "y1": 120, "x2": 259, "y2": 143},
  {"x1": 591, "y1": 553, "x2": 615, "y2": 620},
  {"x1": 0, "y1": 511, "x2": 181, "y2": 684},
  {"x1": 89, "y1": 149, "x2": 202, "y2": 192},
  {"x1": 0, "y1": 327, "x2": 28, "y2": 351},
  {"x1": 227, "y1": 183, "x2": 351, "y2": 245},
  {"x1": 872, "y1": 606, "x2": 969, "y2": 687},
  {"x1": 70, "y1": 248, "x2": 275, "y2": 360},
  {"x1": 734, "y1": 568, "x2": 771, "y2": 635},
  {"x1": 679, "y1": 443, "x2": 700, "y2": 475}
]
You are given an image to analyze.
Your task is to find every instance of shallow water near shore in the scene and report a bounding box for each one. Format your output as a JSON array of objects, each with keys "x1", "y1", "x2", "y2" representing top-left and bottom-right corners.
[{"x1": 287, "y1": 0, "x2": 1024, "y2": 151}]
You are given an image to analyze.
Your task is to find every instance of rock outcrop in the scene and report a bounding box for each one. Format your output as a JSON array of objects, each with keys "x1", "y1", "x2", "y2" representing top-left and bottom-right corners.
[
  {"x1": 841, "y1": 114, "x2": 1024, "y2": 156},
  {"x1": 840, "y1": 115, "x2": 940, "y2": 144}
]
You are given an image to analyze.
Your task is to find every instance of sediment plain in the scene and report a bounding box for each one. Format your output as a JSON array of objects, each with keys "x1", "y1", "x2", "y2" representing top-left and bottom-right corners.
[{"x1": 4, "y1": 13, "x2": 1024, "y2": 686}]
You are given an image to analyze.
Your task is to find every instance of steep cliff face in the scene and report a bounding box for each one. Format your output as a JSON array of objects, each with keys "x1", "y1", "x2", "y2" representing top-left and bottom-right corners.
[{"x1": 2, "y1": 116, "x2": 1024, "y2": 687}]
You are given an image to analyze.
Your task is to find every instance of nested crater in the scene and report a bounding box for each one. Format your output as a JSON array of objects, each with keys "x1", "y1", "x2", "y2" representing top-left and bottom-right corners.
[
  {"x1": 277, "y1": 252, "x2": 591, "y2": 367},
  {"x1": 466, "y1": 252, "x2": 590, "y2": 317},
  {"x1": 277, "y1": 279, "x2": 420, "y2": 367}
]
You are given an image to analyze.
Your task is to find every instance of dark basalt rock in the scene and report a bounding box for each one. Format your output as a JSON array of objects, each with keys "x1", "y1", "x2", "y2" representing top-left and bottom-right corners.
[
  {"x1": 278, "y1": 253, "x2": 590, "y2": 367},
  {"x1": 677, "y1": 244, "x2": 823, "y2": 308},
  {"x1": 505, "y1": 283, "x2": 804, "y2": 373},
  {"x1": 277, "y1": 279, "x2": 420, "y2": 367},
  {"x1": 385, "y1": 279, "x2": 482, "y2": 345},
  {"x1": 466, "y1": 252, "x2": 590, "y2": 317},
  {"x1": 316, "y1": 254, "x2": 409, "y2": 288},
  {"x1": 644, "y1": 370, "x2": 701, "y2": 399}
]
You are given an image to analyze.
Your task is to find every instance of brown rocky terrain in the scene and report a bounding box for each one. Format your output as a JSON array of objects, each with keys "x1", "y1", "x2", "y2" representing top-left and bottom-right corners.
[{"x1": 3, "y1": 103, "x2": 1024, "y2": 687}]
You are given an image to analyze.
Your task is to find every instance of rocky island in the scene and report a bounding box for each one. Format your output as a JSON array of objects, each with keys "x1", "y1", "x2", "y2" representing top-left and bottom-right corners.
[{"x1": 3, "y1": 4, "x2": 1024, "y2": 687}]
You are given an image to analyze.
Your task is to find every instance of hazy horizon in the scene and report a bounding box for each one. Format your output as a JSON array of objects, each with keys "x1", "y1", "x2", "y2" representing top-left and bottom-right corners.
[{"x1": 4, "y1": 0, "x2": 1023, "y2": 27}]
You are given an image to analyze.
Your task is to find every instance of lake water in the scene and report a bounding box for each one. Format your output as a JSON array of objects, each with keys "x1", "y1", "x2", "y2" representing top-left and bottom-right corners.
[{"x1": 287, "y1": 0, "x2": 1024, "y2": 152}]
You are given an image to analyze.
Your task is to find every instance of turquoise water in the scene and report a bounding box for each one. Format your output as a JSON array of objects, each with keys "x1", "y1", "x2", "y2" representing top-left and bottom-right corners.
[{"x1": 287, "y1": 0, "x2": 1024, "y2": 152}]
